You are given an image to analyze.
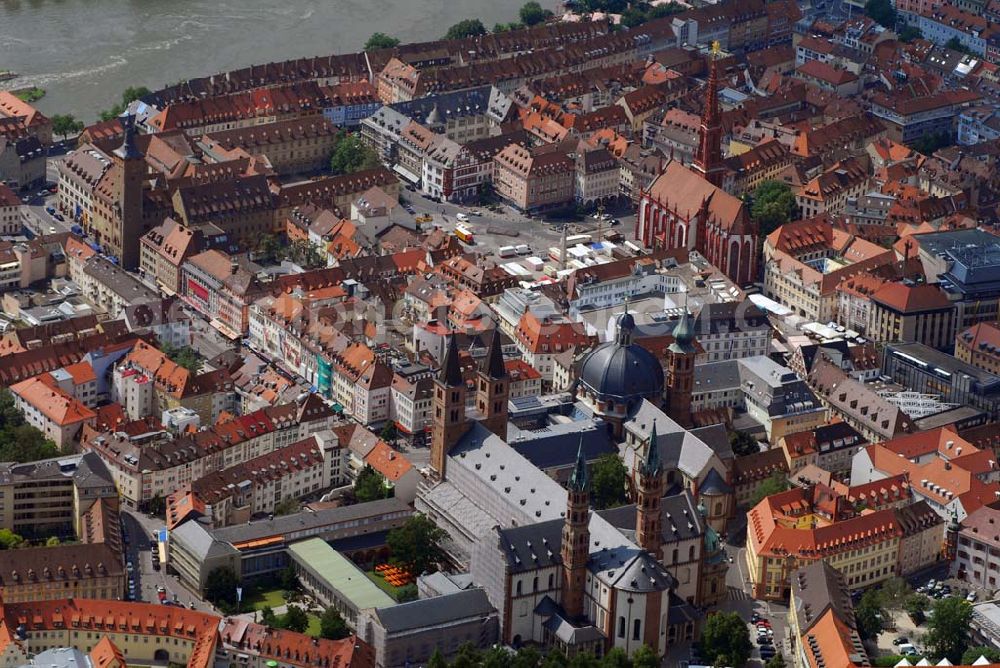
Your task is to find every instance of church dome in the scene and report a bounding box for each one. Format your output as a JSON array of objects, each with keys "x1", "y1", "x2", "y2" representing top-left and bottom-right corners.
[{"x1": 578, "y1": 312, "x2": 664, "y2": 404}]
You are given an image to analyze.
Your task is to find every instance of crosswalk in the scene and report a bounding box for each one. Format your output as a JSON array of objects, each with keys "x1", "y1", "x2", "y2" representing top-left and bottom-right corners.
[{"x1": 728, "y1": 585, "x2": 752, "y2": 602}]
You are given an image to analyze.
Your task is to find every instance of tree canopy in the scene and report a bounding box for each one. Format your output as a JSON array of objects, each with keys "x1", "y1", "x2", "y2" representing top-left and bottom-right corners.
[
  {"x1": 354, "y1": 464, "x2": 391, "y2": 503},
  {"x1": 387, "y1": 514, "x2": 447, "y2": 575},
  {"x1": 751, "y1": 180, "x2": 799, "y2": 236},
  {"x1": 0, "y1": 529, "x2": 24, "y2": 550},
  {"x1": 329, "y1": 131, "x2": 381, "y2": 175},
  {"x1": 864, "y1": 0, "x2": 896, "y2": 28},
  {"x1": 590, "y1": 453, "x2": 629, "y2": 509},
  {"x1": 962, "y1": 646, "x2": 1000, "y2": 665},
  {"x1": 856, "y1": 588, "x2": 887, "y2": 640},
  {"x1": 204, "y1": 567, "x2": 240, "y2": 606},
  {"x1": 898, "y1": 25, "x2": 923, "y2": 43},
  {"x1": 520, "y1": 1, "x2": 554, "y2": 26},
  {"x1": 364, "y1": 32, "x2": 400, "y2": 50},
  {"x1": 729, "y1": 430, "x2": 760, "y2": 457},
  {"x1": 926, "y1": 597, "x2": 973, "y2": 663},
  {"x1": 98, "y1": 86, "x2": 151, "y2": 121},
  {"x1": 0, "y1": 389, "x2": 60, "y2": 463},
  {"x1": 51, "y1": 114, "x2": 84, "y2": 141},
  {"x1": 160, "y1": 341, "x2": 203, "y2": 373},
  {"x1": 444, "y1": 19, "x2": 488, "y2": 40},
  {"x1": 701, "y1": 611, "x2": 752, "y2": 667},
  {"x1": 320, "y1": 606, "x2": 350, "y2": 640},
  {"x1": 749, "y1": 471, "x2": 789, "y2": 507}
]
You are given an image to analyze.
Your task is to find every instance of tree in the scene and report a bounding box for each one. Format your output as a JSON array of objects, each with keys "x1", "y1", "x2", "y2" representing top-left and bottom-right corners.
[
  {"x1": 45, "y1": 536, "x2": 61, "y2": 547},
  {"x1": 910, "y1": 131, "x2": 952, "y2": 156},
  {"x1": 319, "y1": 606, "x2": 349, "y2": 640},
  {"x1": 865, "y1": 0, "x2": 896, "y2": 28},
  {"x1": 729, "y1": 430, "x2": 760, "y2": 457},
  {"x1": 147, "y1": 493, "x2": 167, "y2": 517},
  {"x1": 962, "y1": 646, "x2": 1000, "y2": 665},
  {"x1": 520, "y1": 1, "x2": 554, "y2": 26},
  {"x1": 926, "y1": 597, "x2": 973, "y2": 663},
  {"x1": 204, "y1": 567, "x2": 239, "y2": 606},
  {"x1": 364, "y1": 32, "x2": 400, "y2": 50},
  {"x1": 387, "y1": 514, "x2": 447, "y2": 575},
  {"x1": 631, "y1": 645, "x2": 659, "y2": 668},
  {"x1": 482, "y1": 646, "x2": 513, "y2": 668},
  {"x1": 600, "y1": 648, "x2": 630, "y2": 668},
  {"x1": 898, "y1": 25, "x2": 923, "y2": 42},
  {"x1": 904, "y1": 593, "x2": 930, "y2": 624},
  {"x1": 445, "y1": 19, "x2": 487, "y2": 40},
  {"x1": 750, "y1": 471, "x2": 789, "y2": 507},
  {"x1": 0, "y1": 529, "x2": 24, "y2": 550},
  {"x1": 98, "y1": 85, "x2": 151, "y2": 121},
  {"x1": 280, "y1": 564, "x2": 299, "y2": 591},
  {"x1": 379, "y1": 422, "x2": 398, "y2": 444},
  {"x1": 260, "y1": 606, "x2": 279, "y2": 628},
  {"x1": 766, "y1": 655, "x2": 787, "y2": 668},
  {"x1": 701, "y1": 611, "x2": 752, "y2": 667},
  {"x1": 880, "y1": 577, "x2": 912, "y2": 609},
  {"x1": 51, "y1": 114, "x2": 84, "y2": 141},
  {"x1": 274, "y1": 497, "x2": 301, "y2": 516},
  {"x1": 451, "y1": 643, "x2": 483, "y2": 668},
  {"x1": 160, "y1": 341, "x2": 203, "y2": 373},
  {"x1": 329, "y1": 131, "x2": 380, "y2": 175},
  {"x1": 751, "y1": 180, "x2": 799, "y2": 236},
  {"x1": 427, "y1": 649, "x2": 448, "y2": 668},
  {"x1": 494, "y1": 22, "x2": 524, "y2": 32},
  {"x1": 0, "y1": 389, "x2": 60, "y2": 462},
  {"x1": 282, "y1": 604, "x2": 309, "y2": 633},
  {"x1": 590, "y1": 453, "x2": 628, "y2": 509},
  {"x1": 856, "y1": 589, "x2": 886, "y2": 640},
  {"x1": 511, "y1": 647, "x2": 542, "y2": 668},
  {"x1": 355, "y1": 464, "x2": 390, "y2": 503},
  {"x1": 946, "y1": 37, "x2": 971, "y2": 54}
]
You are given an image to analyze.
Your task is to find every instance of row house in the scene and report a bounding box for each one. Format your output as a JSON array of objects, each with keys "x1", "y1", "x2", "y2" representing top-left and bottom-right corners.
[
  {"x1": 795, "y1": 158, "x2": 870, "y2": 218},
  {"x1": 190, "y1": 432, "x2": 346, "y2": 527},
  {"x1": 917, "y1": 4, "x2": 1000, "y2": 61},
  {"x1": 389, "y1": 374, "x2": 432, "y2": 446},
  {"x1": 181, "y1": 249, "x2": 266, "y2": 338},
  {"x1": 956, "y1": 321, "x2": 1000, "y2": 376},
  {"x1": 493, "y1": 142, "x2": 575, "y2": 213},
  {"x1": 513, "y1": 311, "x2": 593, "y2": 387},
  {"x1": 200, "y1": 117, "x2": 340, "y2": 175},
  {"x1": 82, "y1": 394, "x2": 335, "y2": 508},
  {"x1": 870, "y1": 89, "x2": 982, "y2": 144},
  {"x1": 330, "y1": 341, "x2": 393, "y2": 426},
  {"x1": 319, "y1": 81, "x2": 382, "y2": 128},
  {"x1": 171, "y1": 174, "x2": 277, "y2": 245}
]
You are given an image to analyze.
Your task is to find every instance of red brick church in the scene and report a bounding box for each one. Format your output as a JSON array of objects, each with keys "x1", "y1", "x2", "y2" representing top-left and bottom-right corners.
[{"x1": 635, "y1": 54, "x2": 759, "y2": 286}]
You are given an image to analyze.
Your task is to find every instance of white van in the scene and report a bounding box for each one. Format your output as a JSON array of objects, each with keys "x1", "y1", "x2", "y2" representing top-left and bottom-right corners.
[
  {"x1": 898, "y1": 644, "x2": 918, "y2": 656},
  {"x1": 498, "y1": 246, "x2": 517, "y2": 258},
  {"x1": 456, "y1": 212, "x2": 469, "y2": 222},
  {"x1": 515, "y1": 244, "x2": 531, "y2": 255}
]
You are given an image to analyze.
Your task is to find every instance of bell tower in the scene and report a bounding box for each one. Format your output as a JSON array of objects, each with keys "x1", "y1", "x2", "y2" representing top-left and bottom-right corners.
[
  {"x1": 561, "y1": 440, "x2": 590, "y2": 620},
  {"x1": 693, "y1": 42, "x2": 725, "y2": 188},
  {"x1": 113, "y1": 114, "x2": 145, "y2": 269},
  {"x1": 665, "y1": 309, "x2": 696, "y2": 428},
  {"x1": 636, "y1": 421, "x2": 665, "y2": 557},
  {"x1": 476, "y1": 330, "x2": 509, "y2": 440},
  {"x1": 430, "y1": 335, "x2": 467, "y2": 481}
]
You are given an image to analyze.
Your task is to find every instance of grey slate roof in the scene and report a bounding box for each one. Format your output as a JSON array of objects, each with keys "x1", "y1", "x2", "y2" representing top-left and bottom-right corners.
[
  {"x1": 507, "y1": 420, "x2": 616, "y2": 471},
  {"x1": 624, "y1": 401, "x2": 720, "y2": 481},
  {"x1": 597, "y1": 490, "x2": 704, "y2": 544},
  {"x1": 211, "y1": 497, "x2": 411, "y2": 545},
  {"x1": 172, "y1": 518, "x2": 237, "y2": 562},
  {"x1": 373, "y1": 587, "x2": 495, "y2": 633}
]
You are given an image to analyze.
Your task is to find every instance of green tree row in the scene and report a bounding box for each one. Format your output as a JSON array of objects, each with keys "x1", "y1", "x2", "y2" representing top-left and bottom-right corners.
[{"x1": 426, "y1": 642, "x2": 659, "y2": 668}]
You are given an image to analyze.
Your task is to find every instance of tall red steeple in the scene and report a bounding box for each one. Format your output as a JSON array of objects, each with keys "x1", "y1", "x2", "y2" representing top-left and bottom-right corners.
[{"x1": 693, "y1": 43, "x2": 724, "y2": 188}]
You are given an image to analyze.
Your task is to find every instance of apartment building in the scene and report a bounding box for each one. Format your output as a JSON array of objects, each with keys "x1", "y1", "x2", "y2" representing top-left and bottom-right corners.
[
  {"x1": 9, "y1": 375, "x2": 97, "y2": 450},
  {"x1": 867, "y1": 282, "x2": 956, "y2": 350},
  {"x1": 191, "y1": 431, "x2": 347, "y2": 527},
  {"x1": 778, "y1": 422, "x2": 867, "y2": 479},
  {"x1": 181, "y1": 249, "x2": 265, "y2": 338},
  {"x1": 956, "y1": 321, "x2": 1000, "y2": 375},
  {"x1": 0, "y1": 183, "x2": 21, "y2": 235},
  {"x1": 738, "y1": 356, "x2": 827, "y2": 444},
  {"x1": 493, "y1": 143, "x2": 575, "y2": 213},
  {"x1": 82, "y1": 394, "x2": 335, "y2": 509},
  {"x1": 201, "y1": 117, "x2": 339, "y2": 175},
  {"x1": 0, "y1": 542, "x2": 125, "y2": 603},
  {"x1": 795, "y1": 158, "x2": 869, "y2": 218}
]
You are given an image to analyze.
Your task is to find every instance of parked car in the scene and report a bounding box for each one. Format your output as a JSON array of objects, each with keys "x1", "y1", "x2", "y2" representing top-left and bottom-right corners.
[
  {"x1": 751, "y1": 612, "x2": 762, "y2": 624},
  {"x1": 45, "y1": 206, "x2": 55, "y2": 215},
  {"x1": 893, "y1": 637, "x2": 910, "y2": 646},
  {"x1": 967, "y1": 592, "x2": 978, "y2": 602}
]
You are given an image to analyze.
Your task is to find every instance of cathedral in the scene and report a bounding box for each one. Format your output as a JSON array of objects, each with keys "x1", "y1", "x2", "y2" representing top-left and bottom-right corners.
[
  {"x1": 417, "y1": 313, "x2": 733, "y2": 658},
  {"x1": 635, "y1": 54, "x2": 759, "y2": 286}
]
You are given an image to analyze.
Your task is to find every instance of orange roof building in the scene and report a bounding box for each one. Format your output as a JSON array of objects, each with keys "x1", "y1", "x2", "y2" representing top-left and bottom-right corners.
[{"x1": 9, "y1": 375, "x2": 97, "y2": 448}]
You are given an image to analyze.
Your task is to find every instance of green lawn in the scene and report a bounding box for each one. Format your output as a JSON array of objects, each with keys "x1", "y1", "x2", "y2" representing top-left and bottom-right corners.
[
  {"x1": 245, "y1": 588, "x2": 286, "y2": 611},
  {"x1": 305, "y1": 613, "x2": 322, "y2": 637},
  {"x1": 366, "y1": 570, "x2": 413, "y2": 601}
]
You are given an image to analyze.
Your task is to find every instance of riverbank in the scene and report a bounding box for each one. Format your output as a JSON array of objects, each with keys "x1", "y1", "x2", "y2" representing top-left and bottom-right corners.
[{"x1": 0, "y1": 0, "x2": 554, "y2": 122}]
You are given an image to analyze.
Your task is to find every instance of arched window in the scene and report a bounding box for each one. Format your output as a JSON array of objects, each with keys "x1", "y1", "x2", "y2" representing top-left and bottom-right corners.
[
  {"x1": 618, "y1": 617, "x2": 626, "y2": 638},
  {"x1": 714, "y1": 502, "x2": 722, "y2": 516}
]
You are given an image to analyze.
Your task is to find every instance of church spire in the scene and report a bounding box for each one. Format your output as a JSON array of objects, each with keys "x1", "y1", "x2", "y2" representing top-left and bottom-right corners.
[
  {"x1": 440, "y1": 334, "x2": 463, "y2": 386},
  {"x1": 569, "y1": 437, "x2": 589, "y2": 492},
  {"x1": 482, "y1": 329, "x2": 506, "y2": 379},
  {"x1": 693, "y1": 42, "x2": 724, "y2": 188},
  {"x1": 640, "y1": 420, "x2": 661, "y2": 477}
]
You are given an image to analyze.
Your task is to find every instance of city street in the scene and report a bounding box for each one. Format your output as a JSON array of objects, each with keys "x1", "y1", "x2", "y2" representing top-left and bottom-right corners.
[{"x1": 121, "y1": 509, "x2": 217, "y2": 613}]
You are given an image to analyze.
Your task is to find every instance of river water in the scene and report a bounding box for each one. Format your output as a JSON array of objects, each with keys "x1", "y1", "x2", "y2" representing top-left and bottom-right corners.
[{"x1": 0, "y1": 0, "x2": 533, "y2": 122}]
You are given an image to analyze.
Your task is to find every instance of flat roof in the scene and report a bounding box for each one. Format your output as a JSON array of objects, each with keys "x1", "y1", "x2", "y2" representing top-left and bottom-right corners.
[{"x1": 287, "y1": 538, "x2": 395, "y2": 611}]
